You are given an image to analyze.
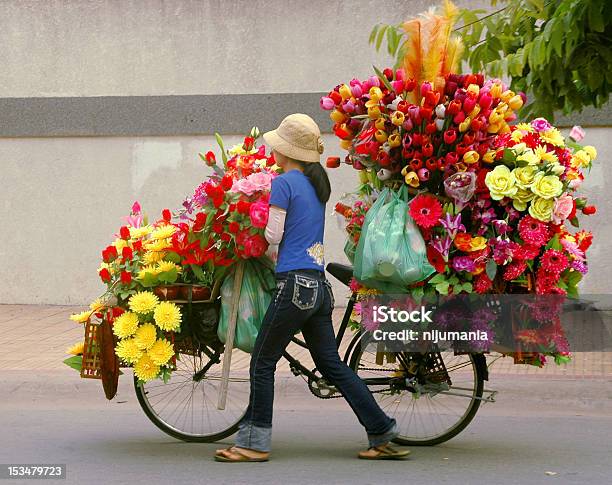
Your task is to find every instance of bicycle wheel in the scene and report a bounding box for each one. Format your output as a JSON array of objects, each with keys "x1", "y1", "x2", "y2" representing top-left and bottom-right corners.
[
  {"x1": 134, "y1": 345, "x2": 251, "y2": 442},
  {"x1": 348, "y1": 334, "x2": 485, "y2": 446}
]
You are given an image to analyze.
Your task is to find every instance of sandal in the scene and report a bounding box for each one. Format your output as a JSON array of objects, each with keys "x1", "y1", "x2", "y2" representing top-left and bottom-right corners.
[
  {"x1": 358, "y1": 444, "x2": 411, "y2": 460},
  {"x1": 214, "y1": 446, "x2": 270, "y2": 463}
]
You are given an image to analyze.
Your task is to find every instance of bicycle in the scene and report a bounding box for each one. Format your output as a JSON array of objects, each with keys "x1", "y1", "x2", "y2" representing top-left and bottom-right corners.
[{"x1": 135, "y1": 262, "x2": 497, "y2": 446}]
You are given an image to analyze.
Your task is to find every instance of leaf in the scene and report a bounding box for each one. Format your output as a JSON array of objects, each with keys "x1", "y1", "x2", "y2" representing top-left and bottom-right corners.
[
  {"x1": 375, "y1": 25, "x2": 388, "y2": 51},
  {"x1": 165, "y1": 252, "x2": 181, "y2": 263},
  {"x1": 140, "y1": 272, "x2": 158, "y2": 288},
  {"x1": 486, "y1": 260, "x2": 498, "y2": 281},
  {"x1": 214, "y1": 133, "x2": 228, "y2": 165},
  {"x1": 435, "y1": 282, "x2": 450, "y2": 295},
  {"x1": 546, "y1": 234, "x2": 562, "y2": 251},
  {"x1": 157, "y1": 268, "x2": 178, "y2": 284},
  {"x1": 63, "y1": 355, "x2": 83, "y2": 372},
  {"x1": 429, "y1": 274, "x2": 448, "y2": 285},
  {"x1": 372, "y1": 65, "x2": 395, "y2": 93},
  {"x1": 369, "y1": 25, "x2": 379, "y2": 45}
]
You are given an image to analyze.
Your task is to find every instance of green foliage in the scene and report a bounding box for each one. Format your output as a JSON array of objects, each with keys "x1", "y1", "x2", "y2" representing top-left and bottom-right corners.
[
  {"x1": 63, "y1": 355, "x2": 83, "y2": 372},
  {"x1": 457, "y1": 0, "x2": 611, "y2": 119},
  {"x1": 370, "y1": 1, "x2": 611, "y2": 120}
]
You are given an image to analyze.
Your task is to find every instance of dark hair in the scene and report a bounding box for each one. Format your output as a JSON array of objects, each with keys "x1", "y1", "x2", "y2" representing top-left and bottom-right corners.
[{"x1": 294, "y1": 160, "x2": 331, "y2": 203}]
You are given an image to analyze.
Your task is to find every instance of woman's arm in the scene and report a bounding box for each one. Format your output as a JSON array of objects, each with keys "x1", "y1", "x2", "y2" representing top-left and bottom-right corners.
[{"x1": 265, "y1": 205, "x2": 287, "y2": 245}]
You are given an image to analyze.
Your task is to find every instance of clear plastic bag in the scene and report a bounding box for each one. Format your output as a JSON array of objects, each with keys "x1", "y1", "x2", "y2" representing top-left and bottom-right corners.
[
  {"x1": 353, "y1": 186, "x2": 434, "y2": 291},
  {"x1": 218, "y1": 258, "x2": 276, "y2": 353}
]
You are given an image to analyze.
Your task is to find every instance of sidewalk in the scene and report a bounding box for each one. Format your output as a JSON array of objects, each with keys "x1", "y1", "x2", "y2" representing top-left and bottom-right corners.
[{"x1": 1, "y1": 304, "x2": 611, "y2": 378}]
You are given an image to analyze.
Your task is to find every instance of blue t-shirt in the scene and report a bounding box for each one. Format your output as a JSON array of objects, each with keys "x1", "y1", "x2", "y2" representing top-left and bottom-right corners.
[{"x1": 269, "y1": 169, "x2": 325, "y2": 273}]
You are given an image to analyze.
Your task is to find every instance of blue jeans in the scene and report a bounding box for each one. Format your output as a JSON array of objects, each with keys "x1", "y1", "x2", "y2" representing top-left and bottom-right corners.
[{"x1": 235, "y1": 269, "x2": 397, "y2": 452}]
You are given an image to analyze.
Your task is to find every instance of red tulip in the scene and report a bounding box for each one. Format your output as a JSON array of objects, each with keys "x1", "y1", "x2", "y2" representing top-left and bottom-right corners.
[
  {"x1": 453, "y1": 111, "x2": 466, "y2": 124},
  {"x1": 582, "y1": 205, "x2": 597, "y2": 215},
  {"x1": 132, "y1": 240, "x2": 143, "y2": 252},
  {"x1": 420, "y1": 81, "x2": 432, "y2": 97},
  {"x1": 409, "y1": 159, "x2": 423, "y2": 171},
  {"x1": 204, "y1": 151, "x2": 216, "y2": 166},
  {"x1": 329, "y1": 91, "x2": 342, "y2": 104},
  {"x1": 162, "y1": 209, "x2": 172, "y2": 222},
  {"x1": 326, "y1": 156, "x2": 341, "y2": 168},
  {"x1": 445, "y1": 152, "x2": 459, "y2": 165},
  {"x1": 444, "y1": 129, "x2": 457, "y2": 144},
  {"x1": 404, "y1": 78, "x2": 417, "y2": 92},
  {"x1": 463, "y1": 133, "x2": 475, "y2": 145},
  {"x1": 419, "y1": 107, "x2": 433, "y2": 120},
  {"x1": 425, "y1": 122, "x2": 437, "y2": 134},
  {"x1": 119, "y1": 226, "x2": 130, "y2": 240},
  {"x1": 102, "y1": 245, "x2": 118, "y2": 263},
  {"x1": 425, "y1": 158, "x2": 438, "y2": 171},
  {"x1": 422, "y1": 143, "x2": 434, "y2": 157},
  {"x1": 447, "y1": 99, "x2": 462, "y2": 116},
  {"x1": 122, "y1": 247, "x2": 133, "y2": 260}
]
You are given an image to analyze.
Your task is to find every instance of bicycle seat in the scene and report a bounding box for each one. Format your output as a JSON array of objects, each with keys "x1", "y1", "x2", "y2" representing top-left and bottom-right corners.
[{"x1": 326, "y1": 262, "x2": 353, "y2": 287}]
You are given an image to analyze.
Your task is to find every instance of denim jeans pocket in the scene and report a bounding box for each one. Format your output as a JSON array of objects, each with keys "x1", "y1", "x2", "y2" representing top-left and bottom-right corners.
[
  {"x1": 323, "y1": 279, "x2": 335, "y2": 309},
  {"x1": 291, "y1": 275, "x2": 319, "y2": 310}
]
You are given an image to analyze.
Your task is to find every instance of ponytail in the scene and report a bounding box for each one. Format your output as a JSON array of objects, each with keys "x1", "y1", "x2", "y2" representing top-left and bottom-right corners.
[{"x1": 296, "y1": 160, "x2": 331, "y2": 203}]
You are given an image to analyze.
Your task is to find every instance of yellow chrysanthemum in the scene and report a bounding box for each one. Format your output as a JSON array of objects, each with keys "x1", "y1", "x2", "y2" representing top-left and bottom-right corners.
[
  {"x1": 66, "y1": 341, "x2": 85, "y2": 355},
  {"x1": 510, "y1": 130, "x2": 524, "y2": 143},
  {"x1": 129, "y1": 225, "x2": 152, "y2": 239},
  {"x1": 539, "y1": 128, "x2": 564, "y2": 147},
  {"x1": 515, "y1": 122, "x2": 534, "y2": 133},
  {"x1": 115, "y1": 338, "x2": 143, "y2": 364},
  {"x1": 113, "y1": 238, "x2": 129, "y2": 251},
  {"x1": 143, "y1": 250, "x2": 167, "y2": 265},
  {"x1": 134, "y1": 354, "x2": 160, "y2": 382},
  {"x1": 534, "y1": 145, "x2": 558, "y2": 163},
  {"x1": 136, "y1": 265, "x2": 159, "y2": 280},
  {"x1": 128, "y1": 291, "x2": 159, "y2": 314},
  {"x1": 112, "y1": 312, "x2": 140, "y2": 339},
  {"x1": 134, "y1": 323, "x2": 158, "y2": 350},
  {"x1": 156, "y1": 261, "x2": 182, "y2": 274},
  {"x1": 145, "y1": 238, "x2": 172, "y2": 252},
  {"x1": 148, "y1": 339, "x2": 175, "y2": 366},
  {"x1": 89, "y1": 298, "x2": 106, "y2": 313},
  {"x1": 69, "y1": 310, "x2": 92, "y2": 324},
  {"x1": 153, "y1": 301, "x2": 182, "y2": 332},
  {"x1": 151, "y1": 224, "x2": 177, "y2": 240}
]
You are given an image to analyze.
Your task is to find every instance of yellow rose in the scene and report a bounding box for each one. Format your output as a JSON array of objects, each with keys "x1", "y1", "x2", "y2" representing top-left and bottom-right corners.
[
  {"x1": 513, "y1": 165, "x2": 538, "y2": 189},
  {"x1": 583, "y1": 145, "x2": 597, "y2": 160},
  {"x1": 512, "y1": 187, "x2": 535, "y2": 211},
  {"x1": 485, "y1": 165, "x2": 518, "y2": 200},
  {"x1": 469, "y1": 236, "x2": 487, "y2": 252},
  {"x1": 528, "y1": 197, "x2": 554, "y2": 222},
  {"x1": 530, "y1": 172, "x2": 563, "y2": 199}
]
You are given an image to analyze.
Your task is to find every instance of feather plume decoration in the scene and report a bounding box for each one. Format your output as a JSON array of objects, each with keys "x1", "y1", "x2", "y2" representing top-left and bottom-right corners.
[
  {"x1": 401, "y1": 18, "x2": 423, "y2": 87},
  {"x1": 401, "y1": 0, "x2": 463, "y2": 97},
  {"x1": 441, "y1": 35, "x2": 464, "y2": 77}
]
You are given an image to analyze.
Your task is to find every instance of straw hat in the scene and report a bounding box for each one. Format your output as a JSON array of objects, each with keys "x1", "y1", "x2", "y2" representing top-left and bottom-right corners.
[{"x1": 263, "y1": 113, "x2": 324, "y2": 163}]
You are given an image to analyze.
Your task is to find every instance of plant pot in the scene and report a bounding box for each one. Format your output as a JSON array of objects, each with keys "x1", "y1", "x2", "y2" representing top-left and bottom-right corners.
[
  {"x1": 179, "y1": 285, "x2": 212, "y2": 301},
  {"x1": 153, "y1": 285, "x2": 181, "y2": 301}
]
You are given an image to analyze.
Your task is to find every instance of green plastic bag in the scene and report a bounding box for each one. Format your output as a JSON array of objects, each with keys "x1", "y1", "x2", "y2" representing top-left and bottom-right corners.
[
  {"x1": 218, "y1": 257, "x2": 276, "y2": 353},
  {"x1": 353, "y1": 186, "x2": 434, "y2": 292}
]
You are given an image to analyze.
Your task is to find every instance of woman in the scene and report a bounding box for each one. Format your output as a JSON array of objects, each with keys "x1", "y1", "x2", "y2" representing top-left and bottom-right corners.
[{"x1": 215, "y1": 113, "x2": 409, "y2": 462}]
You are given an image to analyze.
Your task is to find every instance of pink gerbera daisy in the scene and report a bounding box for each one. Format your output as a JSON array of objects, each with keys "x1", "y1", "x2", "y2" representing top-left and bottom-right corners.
[
  {"x1": 540, "y1": 249, "x2": 569, "y2": 275},
  {"x1": 518, "y1": 215, "x2": 551, "y2": 247}
]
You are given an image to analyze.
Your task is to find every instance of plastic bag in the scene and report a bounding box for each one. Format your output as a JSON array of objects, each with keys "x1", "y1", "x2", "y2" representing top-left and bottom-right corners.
[
  {"x1": 218, "y1": 257, "x2": 276, "y2": 353},
  {"x1": 353, "y1": 186, "x2": 434, "y2": 292}
]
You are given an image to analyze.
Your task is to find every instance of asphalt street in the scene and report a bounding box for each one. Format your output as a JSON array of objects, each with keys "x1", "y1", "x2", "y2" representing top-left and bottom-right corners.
[{"x1": 1, "y1": 370, "x2": 611, "y2": 485}]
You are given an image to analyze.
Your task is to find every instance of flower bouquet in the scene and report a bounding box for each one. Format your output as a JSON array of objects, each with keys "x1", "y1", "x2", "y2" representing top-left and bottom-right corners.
[
  {"x1": 325, "y1": 3, "x2": 597, "y2": 366},
  {"x1": 65, "y1": 130, "x2": 281, "y2": 391}
]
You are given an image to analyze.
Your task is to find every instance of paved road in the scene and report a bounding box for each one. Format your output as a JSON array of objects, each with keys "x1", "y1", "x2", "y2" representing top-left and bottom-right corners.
[{"x1": 1, "y1": 370, "x2": 611, "y2": 485}]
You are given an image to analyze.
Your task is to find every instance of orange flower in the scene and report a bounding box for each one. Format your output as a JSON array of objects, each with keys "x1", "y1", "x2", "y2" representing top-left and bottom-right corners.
[{"x1": 454, "y1": 233, "x2": 473, "y2": 252}]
